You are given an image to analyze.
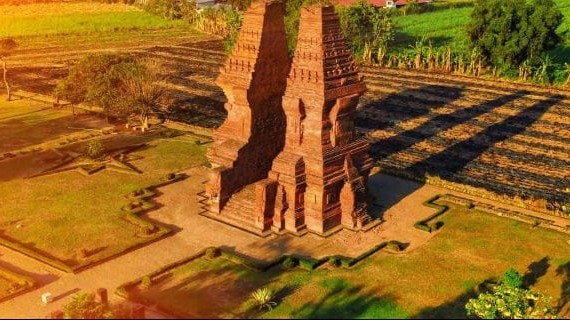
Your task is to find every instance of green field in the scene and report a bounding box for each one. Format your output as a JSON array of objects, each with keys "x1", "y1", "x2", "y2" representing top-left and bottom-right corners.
[
  {"x1": 392, "y1": 0, "x2": 570, "y2": 62},
  {"x1": 125, "y1": 201, "x2": 570, "y2": 318},
  {"x1": 0, "y1": 2, "x2": 186, "y2": 38}
]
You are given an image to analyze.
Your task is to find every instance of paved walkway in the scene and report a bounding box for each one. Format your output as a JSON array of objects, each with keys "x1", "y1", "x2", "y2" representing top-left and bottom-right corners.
[{"x1": 0, "y1": 168, "x2": 562, "y2": 318}]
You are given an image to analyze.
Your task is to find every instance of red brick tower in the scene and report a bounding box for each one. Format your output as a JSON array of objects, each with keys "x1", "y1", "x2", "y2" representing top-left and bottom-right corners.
[
  {"x1": 205, "y1": 0, "x2": 290, "y2": 231},
  {"x1": 268, "y1": 4, "x2": 374, "y2": 235}
]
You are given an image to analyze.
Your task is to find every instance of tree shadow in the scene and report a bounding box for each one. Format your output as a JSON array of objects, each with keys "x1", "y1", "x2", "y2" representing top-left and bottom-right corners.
[
  {"x1": 137, "y1": 256, "x2": 291, "y2": 319},
  {"x1": 0, "y1": 113, "x2": 107, "y2": 154},
  {"x1": 523, "y1": 256, "x2": 550, "y2": 288},
  {"x1": 290, "y1": 279, "x2": 407, "y2": 319},
  {"x1": 413, "y1": 277, "x2": 497, "y2": 319},
  {"x1": 556, "y1": 261, "x2": 570, "y2": 311}
]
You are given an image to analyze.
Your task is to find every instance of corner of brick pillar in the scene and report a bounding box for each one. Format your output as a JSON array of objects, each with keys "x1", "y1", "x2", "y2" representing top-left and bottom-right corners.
[{"x1": 255, "y1": 180, "x2": 278, "y2": 231}]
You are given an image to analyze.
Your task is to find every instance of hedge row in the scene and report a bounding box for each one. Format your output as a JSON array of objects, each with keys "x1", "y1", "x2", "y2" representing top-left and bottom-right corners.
[
  {"x1": 120, "y1": 173, "x2": 185, "y2": 235},
  {"x1": 115, "y1": 239, "x2": 410, "y2": 315},
  {"x1": 0, "y1": 268, "x2": 37, "y2": 303},
  {"x1": 420, "y1": 193, "x2": 570, "y2": 237},
  {"x1": 117, "y1": 240, "x2": 407, "y2": 297},
  {"x1": 414, "y1": 195, "x2": 451, "y2": 233},
  {"x1": 438, "y1": 194, "x2": 570, "y2": 235}
]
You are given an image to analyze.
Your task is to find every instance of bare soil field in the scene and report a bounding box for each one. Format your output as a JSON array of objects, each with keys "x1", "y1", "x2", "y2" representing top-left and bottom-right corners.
[{"x1": 7, "y1": 31, "x2": 569, "y2": 217}]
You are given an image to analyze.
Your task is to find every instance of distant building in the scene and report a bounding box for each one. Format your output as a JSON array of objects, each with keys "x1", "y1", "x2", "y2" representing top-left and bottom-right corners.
[{"x1": 335, "y1": 0, "x2": 433, "y2": 8}]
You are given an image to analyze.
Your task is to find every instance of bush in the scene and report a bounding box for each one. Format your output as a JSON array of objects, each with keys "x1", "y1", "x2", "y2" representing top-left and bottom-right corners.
[
  {"x1": 282, "y1": 256, "x2": 297, "y2": 269},
  {"x1": 193, "y1": 6, "x2": 242, "y2": 52},
  {"x1": 63, "y1": 292, "x2": 114, "y2": 319},
  {"x1": 205, "y1": 247, "x2": 221, "y2": 259},
  {"x1": 328, "y1": 256, "x2": 341, "y2": 268},
  {"x1": 385, "y1": 241, "x2": 403, "y2": 252},
  {"x1": 86, "y1": 139, "x2": 105, "y2": 159},
  {"x1": 141, "y1": 276, "x2": 152, "y2": 289},
  {"x1": 251, "y1": 287, "x2": 277, "y2": 311},
  {"x1": 55, "y1": 53, "x2": 167, "y2": 123},
  {"x1": 298, "y1": 257, "x2": 322, "y2": 270},
  {"x1": 466, "y1": 0, "x2": 563, "y2": 69},
  {"x1": 336, "y1": 0, "x2": 394, "y2": 62}
]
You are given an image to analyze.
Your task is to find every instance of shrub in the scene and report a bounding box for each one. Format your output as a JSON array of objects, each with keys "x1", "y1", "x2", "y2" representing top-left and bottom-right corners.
[
  {"x1": 328, "y1": 256, "x2": 341, "y2": 268},
  {"x1": 502, "y1": 268, "x2": 523, "y2": 289},
  {"x1": 251, "y1": 287, "x2": 277, "y2": 311},
  {"x1": 55, "y1": 53, "x2": 167, "y2": 123},
  {"x1": 141, "y1": 276, "x2": 152, "y2": 289},
  {"x1": 336, "y1": 0, "x2": 394, "y2": 62},
  {"x1": 86, "y1": 139, "x2": 105, "y2": 159},
  {"x1": 385, "y1": 241, "x2": 403, "y2": 252},
  {"x1": 205, "y1": 247, "x2": 221, "y2": 259},
  {"x1": 466, "y1": 0, "x2": 563, "y2": 69},
  {"x1": 63, "y1": 292, "x2": 114, "y2": 319},
  {"x1": 466, "y1": 268, "x2": 557, "y2": 319},
  {"x1": 298, "y1": 257, "x2": 321, "y2": 270},
  {"x1": 282, "y1": 256, "x2": 297, "y2": 270}
]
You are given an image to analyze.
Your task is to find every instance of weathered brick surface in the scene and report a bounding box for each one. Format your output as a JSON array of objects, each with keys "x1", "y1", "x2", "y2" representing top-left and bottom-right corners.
[{"x1": 206, "y1": 3, "x2": 373, "y2": 236}]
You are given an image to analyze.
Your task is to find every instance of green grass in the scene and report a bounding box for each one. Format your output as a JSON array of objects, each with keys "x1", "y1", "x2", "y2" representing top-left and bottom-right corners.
[
  {"x1": 130, "y1": 255, "x2": 408, "y2": 319},
  {"x1": 392, "y1": 0, "x2": 570, "y2": 63},
  {"x1": 0, "y1": 137, "x2": 206, "y2": 266},
  {"x1": 0, "y1": 11, "x2": 186, "y2": 38},
  {"x1": 0, "y1": 102, "x2": 207, "y2": 268},
  {"x1": 126, "y1": 201, "x2": 570, "y2": 319},
  {"x1": 392, "y1": 6, "x2": 473, "y2": 52}
]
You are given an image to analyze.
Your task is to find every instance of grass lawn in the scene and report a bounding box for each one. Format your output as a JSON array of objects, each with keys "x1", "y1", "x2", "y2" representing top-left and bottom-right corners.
[
  {"x1": 0, "y1": 99, "x2": 208, "y2": 270},
  {"x1": 0, "y1": 2, "x2": 186, "y2": 38},
  {"x1": 126, "y1": 200, "x2": 570, "y2": 319},
  {"x1": 0, "y1": 135, "x2": 207, "y2": 269}
]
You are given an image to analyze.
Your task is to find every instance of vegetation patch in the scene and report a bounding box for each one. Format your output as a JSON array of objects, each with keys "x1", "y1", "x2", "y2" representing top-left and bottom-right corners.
[
  {"x1": 0, "y1": 112, "x2": 207, "y2": 272},
  {"x1": 0, "y1": 3, "x2": 185, "y2": 38},
  {"x1": 116, "y1": 247, "x2": 408, "y2": 319},
  {"x1": 0, "y1": 267, "x2": 36, "y2": 303},
  {"x1": 116, "y1": 198, "x2": 570, "y2": 318},
  {"x1": 414, "y1": 194, "x2": 455, "y2": 233}
]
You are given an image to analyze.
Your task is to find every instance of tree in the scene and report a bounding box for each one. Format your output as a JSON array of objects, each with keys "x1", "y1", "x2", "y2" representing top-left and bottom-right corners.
[
  {"x1": 336, "y1": 0, "x2": 394, "y2": 62},
  {"x1": 0, "y1": 38, "x2": 18, "y2": 101},
  {"x1": 119, "y1": 59, "x2": 168, "y2": 130},
  {"x1": 467, "y1": 0, "x2": 563, "y2": 69},
  {"x1": 63, "y1": 292, "x2": 114, "y2": 319},
  {"x1": 465, "y1": 268, "x2": 557, "y2": 319},
  {"x1": 55, "y1": 53, "x2": 168, "y2": 127}
]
